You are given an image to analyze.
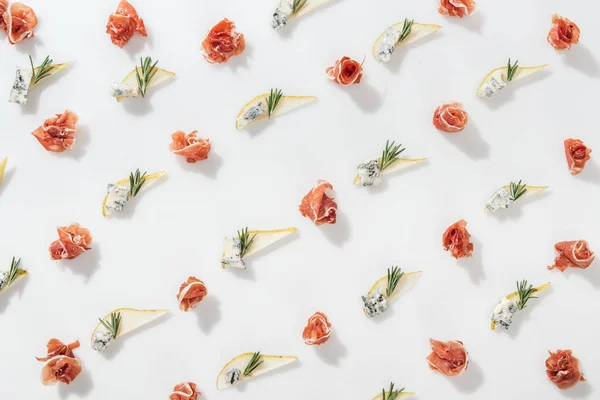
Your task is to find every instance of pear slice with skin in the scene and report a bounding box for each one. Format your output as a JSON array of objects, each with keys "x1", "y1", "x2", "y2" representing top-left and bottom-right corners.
[
  {"x1": 282, "y1": 0, "x2": 333, "y2": 20},
  {"x1": 0, "y1": 156, "x2": 7, "y2": 184},
  {"x1": 372, "y1": 22, "x2": 441, "y2": 60},
  {"x1": 115, "y1": 67, "x2": 175, "y2": 102},
  {"x1": 0, "y1": 270, "x2": 28, "y2": 296},
  {"x1": 90, "y1": 308, "x2": 168, "y2": 344},
  {"x1": 30, "y1": 62, "x2": 71, "y2": 89},
  {"x1": 484, "y1": 185, "x2": 548, "y2": 211},
  {"x1": 365, "y1": 271, "x2": 421, "y2": 317},
  {"x1": 490, "y1": 282, "x2": 551, "y2": 330},
  {"x1": 102, "y1": 171, "x2": 166, "y2": 217},
  {"x1": 372, "y1": 391, "x2": 416, "y2": 400},
  {"x1": 476, "y1": 64, "x2": 548, "y2": 97},
  {"x1": 353, "y1": 158, "x2": 427, "y2": 185},
  {"x1": 216, "y1": 352, "x2": 297, "y2": 390},
  {"x1": 221, "y1": 227, "x2": 297, "y2": 268},
  {"x1": 236, "y1": 94, "x2": 317, "y2": 130}
]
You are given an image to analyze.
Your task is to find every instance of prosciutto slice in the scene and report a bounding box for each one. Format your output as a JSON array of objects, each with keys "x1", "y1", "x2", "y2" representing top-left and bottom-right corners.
[
  {"x1": 32, "y1": 110, "x2": 79, "y2": 152},
  {"x1": 548, "y1": 241, "x2": 595, "y2": 272},
  {"x1": 169, "y1": 131, "x2": 211, "y2": 163},
  {"x1": 36, "y1": 339, "x2": 80, "y2": 362},
  {"x1": 426, "y1": 339, "x2": 469, "y2": 377},
  {"x1": 2, "y1": 2, "x2": 38, "y2": 44},
  {"x1": 169, "y1": 382, "x2": 201, "y2": 400},
  {"x1": 442, "y1": 219, "x2": 474, "y2": 259},
  {"x1": 564, "y1": 138, "x2": 591, "y2": 175},
  {"x1": 49, "y1": 223, "x2": 92, "y2": 260},
  {"x1": 299, "y1": 180, "x2": 337, "y2": 226},
  {"x1": 0, "y1": 0, "x2": 7, "y2": 31},
  {"x1": 546, "y1": 349, "x2": 585, "y2": 390},
  {"x1": 40, "y1": 356, "x2": 82, "y2": 385},
  {"x1": 202, "y1": 18, "x2": 245, "y2": 64},
  {"x1": 177, "y1": 277, "x2": 208, "y2": 312},
  {"x1": 106, "y1": 0, "x2": 147, "y2": 48}
]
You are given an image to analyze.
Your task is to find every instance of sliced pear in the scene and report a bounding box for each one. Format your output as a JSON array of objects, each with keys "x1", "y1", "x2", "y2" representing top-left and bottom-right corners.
[
  {"x1": 476, "y1": 64, "x2": 548, "y2": 97},
  {"x1": 30, "y1": 62, "x2": 71, "y2": 89},
  {"x1": 353, "y1": 158, "x2": 426, "y2": 185},
  {"x1": 484, "y1": 185, "x2": 548, "y2": 211},
  {"x1": 221, "y1": 227, "x2": 297, "y2": 268},
  {"x1": 236, "y1": 94, "x2": 317, "y2": 130},
  {"x1": 288, "y1": 0, "x2": 333, "y2": 19},
  {"x1": 102, "y1": 171, "x2": 166, "y2": 217},
  {"x1": 115, "y1": 67, "x2": 175, "y2": 102},
  {"x1": 0, "y1": 156, "x2": 7, "y2": 184},
  {"x1": 0, "y1": 270, "x2": 28, "y2": 296},
  {"x1": 373, "y1": 391, "x2": 416, "y2": 400},
  {"x1": 216, "y1": 352, "x2": 297, "y2": 390},
  {"x1": 372, "y1": 22, "x2": 441, "y2": 59},
  {"x1": 490, "y1": 282, "x2": 551, "y2": 330},
  {"x1": 365, "y1": 271, "x2": 421, "y2": 317},
  {"x1": 90, "y1": 308, "x2": 168, "y2": 343}
]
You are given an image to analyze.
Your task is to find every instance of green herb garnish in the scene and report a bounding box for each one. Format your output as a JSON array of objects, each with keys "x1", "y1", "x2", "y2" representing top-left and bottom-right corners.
[
  {"x1": 128, "y1": 169, "x2": 148, "y2": 198},
  {"x1": 243, "y1": 352, "x2": 264, "y2": 377},
  {"x1": 386, "y1": 266, "x2": 404, "y2": 298},
  {"x1": 29, "y1": 55, "x2": 55, "y2": 86},
  {"x1": 509, "y1": 180, "x2": 527, "y2": 201},
  {"x1": 505, "y1": 58, "x2": 519, "y2": 82},
  {"x1": 2, "y1": 257, "x2": 25, "y2": 290},
  {"x1": 238, "y1": 227, "x2": 257, "y2": 258},
  {"x1": 398, "y1": 19, "x2": 414, "y2": 43},
  {"x1": 379, "y1": 140, "x2": 406, "y2": 171},
  {"x1": 382, "y1": 382, "x2": 405, "y2": 400},
  {"x1": 135, "y1": 56, "x2": 159, "y2": 97},
  {"x1": 516, "y1": 280, "x2": 537, "y2": 311},
  {"x1": 292, "y1": 0, "x2": 308, "y2": 14},
  {"x1": 265, "y1": 88, "x2": 283, "y2": 119},
  {"x1": 99, "y1": 312, "x2": 122, "y2": 339}
]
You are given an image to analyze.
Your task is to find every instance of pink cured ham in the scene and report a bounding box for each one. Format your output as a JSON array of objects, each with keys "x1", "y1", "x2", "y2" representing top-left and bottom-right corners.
[
  {"x1": 299, "y1": 180, "x2": 337, "y2": 226},
  {"x1": 32, "y1": 110, "x2": 79, "y2": 152},
  {"x1": 169, "y1": 382, "x2": 201, "y2": 400},
  {"x1": 546, "y1": 349, "x2": 585, "y2": 390},
  {"x1": 548, "y1": 241, "x2": 595, "y2": 272},
  {"x1": 2, "y1": 2, "x2": 38, "y2": 44},
  {"x1": 106, "y1": 0, "x2": 147, "y2": 48},
  {"x1": 169, "y1": 131, "x2": 211, "y2": 163},
  {"x1": 36, "y1": 339, "x2": 80, "y2": 362},
  {"x1": 177, "y1": 277, "x2": 208, "y2": 312},
  {"x1": 48, "y1": 223, "x2": 92, "y2": 260},
  {"x1": 426, "y1": 339, "x2": 469, "y2": 377}
]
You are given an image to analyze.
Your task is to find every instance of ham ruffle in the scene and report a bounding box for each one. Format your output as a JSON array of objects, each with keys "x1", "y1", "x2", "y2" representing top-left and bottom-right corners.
[
  {"x1": 326, "y1": 56, "x2": 364, "y2": 86},
  {"x1": 302, "y1": 312, "x2": 332, "y2": 346},
  {"x1": 177, "y1": 277, "x2": 208, "y2": 312},
  {"x1": 49, "y1": 223, "x2": 92, "y2": 260},
  {"x1": 106, "y1": 0, "x2": 147, "y2": 48},
  {"x1": 299, "y1": 180, "x2": 338, "y2": 226},
  {"x1": 442, "y1": 219, "x2": 473, "y2": 259},
  {"x1": 546, "y1": 349, "x2": 585, "y2": 390},
  {"x1": 432, "y1": 103, "x2": 469, "y2": 133},
  {"x1": 426, "y1": 339, "x2": 469, "y2": 377},
  {"x1": 37, "y1": 339, "x2": 82, "y2": 386},
  {"x1": 202, "y1": 18, "x2": 245, "y2": 64},
  {"x1": 32, "y1": 110, "x2": 79, "y2": 153},
  {"x1": 1, "y1": 2, "x2": 38, "y2": 44},
  {"x1": 36, "y1": 338, "x2": 80, "y2": 362},
  {"x1": 438, "y1": 0, "x2": 476, "y2": 18},
  {"x1": 547, "y1": 14, "x2": 580, "y2": 50},
  {"x1": 564, "y1": 138, "x2": 591, "y2": 176},
  {"x1": 548, "y1": 241, "x2": 595, "y2": 272},
  {"x1": 169, "y1": 382, "x2": 200, "y2": 400},
  {"x1": 169, "y1": 131, "x2": 211, "y2": 163}
]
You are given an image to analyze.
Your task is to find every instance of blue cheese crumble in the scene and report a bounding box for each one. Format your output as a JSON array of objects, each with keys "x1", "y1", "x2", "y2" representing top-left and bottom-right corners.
[
  {"x1": 357, "y1": 159, "x2": 382, "y2": 187},
  {"x1": 225, "y1": 368, "x2": 241, "y2": 385},
  {"x1": 376, "y1": 27, "x2": 401, "y2": 63},
  {"x1": 271, "y1": 0, "x2": 293, "y2": 30},
  {"x1": 221, "y1": 237, "x2": 246, "y2": 269},
  {"x1": 91, "y1": 330, "x2": 113, "y2": 352},
  {"x1": 491, "y1": 297, "x2": 518, "y2": 330},
  {"x1": 110, "y1": 82, "x2": 140, "y2": 98},
  {"x1": 105, "y1": 184, "x2": 130, "y2": 213},
  {"x1": 9, "y1": 66, "x2": 33, "y2": 105},
  {"x1": 0, "y1": 271, "x2": 8, "y2": 291},
  {"x1": 477, "y1": 70, "x2": 508, "y2": 98},
  {"x1": 485, "y1": 187, "x2": 514, "y2": 212},
  {"x1": 362, "y1": 289, "x2": 389, "y2": 318}
]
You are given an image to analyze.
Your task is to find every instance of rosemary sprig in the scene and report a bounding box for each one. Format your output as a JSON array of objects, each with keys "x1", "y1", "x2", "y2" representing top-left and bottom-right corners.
[
  {"x1": 516, "y1": 280, "x2": 538, "y2": 311},
  {"x1": 398, "y1": 19, "x2": 414, "y2": 43},
  {"x1": 292, "y1": 0, "x2": 308, "y2": 14},
  {"x1": 135, "y1": 56, "x2": 159, "y2": 97},
  {"x1": 238, "y1": 227, "x2": 257, "y2": 258},
  {"x1": 382, "y1": 382, "x2": 405, "y2": 400},
  {"x1": 128, "y1": 169, "x2": 148, "y2": 198},
  {"x1": 379, "y1": 140, "x2": 406, "y2": 171},
  {"x1": 99, "y1": 312, "x2": 122, "y2": 339},
  {"x1": 2, "y1": 257, "x2": 24, "y2": 289},
  {"x1": 509, "y1": 180, "x2": 527, "y2": 201},
  {"x1": 265, "y1": 88, "x2": 283, "y2": 119},
  {"x1": 243, "y1": 352, "x2": 264, "y2": 377},
  {"x1": 386, "y1": 266, "x2": 404, "y2": 298},
  {"x1": 505, "y1": 58, "x2": 519, "y2": 82},
  {"x1": 29, "y1": 55, "x2": 55, "y2": 85}
]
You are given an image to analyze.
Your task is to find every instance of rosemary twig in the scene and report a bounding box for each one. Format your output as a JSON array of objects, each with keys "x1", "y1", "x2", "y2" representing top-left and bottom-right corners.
[
  {"x1": 292, "y1": 0, "x2": 308, "y2": 14},
  {"x1": 506, "y1": 58, "x2": 519, "y2": 82},
  {"x1": 386, "y1": 266, "x2": 404, "y2": 298},
  {"x1": 99, "y1": 312, "x2": 122, "y2": 339},
  {"x1": 398, "y1": 19, "x2": 414, "y2": 43},
  {"x1": 2, "y1": 257, "x2": 24, "y2": 289},
  {"x1": 509, "y1": 180, "x2": 527, "y2": 201},
  {"x1": 135, "y1": 56, "x2": 159, "y2": 97},
  {"x1": 382, "y1": 382, "x2": 405, "y2": 400},
  {"x1": 29, "y1": 55, "x2": 55, "y2": 85},
  {"x1": 516, "y1": 280, "x2": 537, "y2": 311},
  {"x1": 265, "y1": 88, "x2": 283, "y2": 119},
  {"x1": 243, "y1": 352, "x2": 264, "y2": 377},
  {"x1": 379, "y1": 140, "x2": 405, "y2": 171},
  {"x1": 128, "y1": 169, "x2": 148, "y2": 198},
  {"x1": 238, "y1": 227, "x2": 257, "y2": 258}
]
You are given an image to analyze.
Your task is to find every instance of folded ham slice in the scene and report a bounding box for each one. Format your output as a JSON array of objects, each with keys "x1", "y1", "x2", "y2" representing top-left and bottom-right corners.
[
  {"x1": 177, "y1": 277, "x2": 208, "y2": 312},
  {"x1": 548, "y1": 240, "x2": 595, "y2": 272},
  {"x1": 299, "y1": 180, "x2": 337, "y2": 226},
  {"x1": 546, "y1": 349, "x2": 585, "y2": 390},
  {"x1": 32, "y1": 110, "x2": 79, "y2": 152},
  {"x1": 2, "y1": 2, "x2": 38, "y2": 44},
  {"x1": 106, "y1": 0, "x2": 147, "y2": 48},
  {"x1": 169, "y1": 131, "x2": 211, "y2": 163},
  {"x1": 49, "y1": 223, "x2": 92, "y2": 260},
  {"x1": 426, "y1": 339, "x2": 469, "y2": 377}
]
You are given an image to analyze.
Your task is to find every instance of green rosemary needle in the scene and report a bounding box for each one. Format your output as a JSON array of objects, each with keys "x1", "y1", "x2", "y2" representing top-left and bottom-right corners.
[
  {"x1": 243, "y1": 352, "x2": 264, "y2": 377},
  {"x1": 2, "y1": 257, "x2": 24, "y2": 289},
  {"x1": 509, "y1": 180, "x2": 527, "y2": 201},
  {"x1": 29, "y1": 55, "x2": 55, "y2": 86},
  {"x1": 292, "y1": 0, "x2": 308, "y2": 14},
  {"x1": 398, "y1": 19, "x2": 414, "y2": 43},
  {"x1": 238, "y1": 227, "x2": 257, "y2": 258},
  {"x1": 386, "y1": 266, "x2": 404, "y2": 298},
  {"x1": 382, "y1": 382, "x2": 405, "y2": 400},
  {"x1": 129, "y1": 169, "x2": 148, "y2": 198},
  {"x1": 99, "y1": 312, "x2": 122, "y2": 339},
  {"x1": 266, "y1": 88, "x2": 283, "y2": 119},
  {"x1": 505, "y1": 58, "x2": 519, "y2": 82},
  {"x1": 516, "y1": 280, "x2": 538, "y2": 311},
  {"x1": 379, "y1": 140, "x2": 406, "y2": 171},
  {"x1": 136, "y1": 56, "x2": 159, "y2": 97}
]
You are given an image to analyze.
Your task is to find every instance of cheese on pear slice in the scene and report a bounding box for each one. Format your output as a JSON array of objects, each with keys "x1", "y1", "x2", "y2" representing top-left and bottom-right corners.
[
  {"x1": 0, "y1": 157, "x2": 7, "y2": 184},
  {"x1": 286, "y1": 0, "x2": 333, "y2": 20},
  {"x1": 236, "y1": 94, "x2": 317, "y2": 130},
  {"x1": 483, "y1": 185, "x2": 548, "y2": 211},
  {"x1": 221, "y1": 227, "x2": 297, "y2": 268},
  {"x1": 476, "y1": 64, "x2": 548, "y2": 97},
  {"x1": 372, "y1": 391, "x2": 416, "y2": 400},
  {"x1": 365, "y1": 270, "x2": 421, "y2": 316},
  {"x1": 90, "y1": 308, "x2": 169, "y2": 343},
  {"x1": 216, "y1": 352, "x2": 297, "y2": 390},
  {"x1": 353, "y1": 158, "x2": 427, "y2": 185},
  {"x1": 101, "y1": 171, "x2": 166, "y2": 217},
  {"x1": 372, "y1": 22, "x2": 441, "y2": 59},
  {"x1": 30, "y1": 62, "x2": 71, "y2": 89},
  {"x1": 0, "y1": 269, "x2": 28, "y2": 296},
  {"x1": 490, "y1": 282, "x2": 551, "y2": 330},
  {"x1": 115, "y1": 67, "x2": 175, "y2": 102}
]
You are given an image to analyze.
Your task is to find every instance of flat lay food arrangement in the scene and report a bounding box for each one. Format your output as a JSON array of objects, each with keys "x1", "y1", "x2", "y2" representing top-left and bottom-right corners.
[{"x1": 0, "y1": 0, "x2": 598, "y2": 399}]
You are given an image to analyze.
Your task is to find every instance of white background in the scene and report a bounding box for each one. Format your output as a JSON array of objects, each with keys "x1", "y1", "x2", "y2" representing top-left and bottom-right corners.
[{"x1": 0, "y1": 0, "x2": 599, "y2": 399}]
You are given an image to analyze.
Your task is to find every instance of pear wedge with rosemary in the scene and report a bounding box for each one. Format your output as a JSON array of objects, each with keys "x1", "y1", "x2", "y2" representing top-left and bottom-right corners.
[
  {"x1": 102, "y1": 170, "x2": 166, "y2": 217},
  {"x1": 363, "y1": 268, "x2": 421, "y2": 318},
  {"x1": 476, "y1": 60, "x2": 548, "y2": 98},
  {"x1": 0, "y1": 156, "x2": 7, "y2": 184},
  {"x1": 272, "y1": 0, "x2": 334, "y2": 29},
  {"x1": 221, "y1": 227, "x2": 297, "y2": 269},
  {"x1": 216, "y1": 352, "x2": 297, "y2": 390},
  {"x1": 114, "y1": 57, "x2": 175, "y2": 102},
  {"x1": 372, "y1": 20, "x2": 441, "y2": 61},
  {"x1": 90, "y1": 308, "x2": 168, "y2": 344},
  {"x1": 372, "y1": 389, "x2": 416, "y2": 400},
  {"x1": 30, "y1": 58, "x2": 71, "y2": 89},
  {"x1": 354, "y1": 158, "x2": 426, "y2": 185},
  {"x1": 484, "y1": 180, "x2": 548, "y2": 212},
  {"x1": 0, "y1": 257, "x2": 27, "y2": 296},
  {"x1": 491, "y1": 281, "x2": 551, "y2": 330},
  {"x1": 367, "y1": 270, "x2": 421, "y2": 302}
]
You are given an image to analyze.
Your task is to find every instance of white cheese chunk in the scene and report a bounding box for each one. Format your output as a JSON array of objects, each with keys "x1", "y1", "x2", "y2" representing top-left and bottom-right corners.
[
  {"x1": 9, "y1": 66, "x2": 33, "y2": 105},
  {"x1": 0, "y1": 271, "x2": 8, "y2": 291},
  {"x1": 376, "y1": 27, "x2": 401, "y2": 63},
  {"x1": 362, "y1": 289, "x2": 389, "y2": 318},
  {"x1": 110, "y1": 82, "x2": 140, "y2": 98},
  {"x1": 105, "y1": 184, "x2": 130, "y2": 213},
  {"x1": 225, "y1": 368, "x2": 241, "y2": 385},
  {"x1": 485, "y1": 187, "x2": 514, "y2": 212},
  {"x1": 221, "y1": 237, "x2": 246, "y2": 269},
  {"x1": 491, "y1": 297, "x2": 518, "y2": 330},
  {"x1": 477, "y1": 70, "x2": 508, "y2": 98},
  {"x1": 357, "y1": 159, "x2": 383, "y2": 187},
  {"x1": 91, "y1": 330, "x2": 113, "y2": 352},
  {"x1": 271, "y1": 0, "x2": 293, "y2": 30}
]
